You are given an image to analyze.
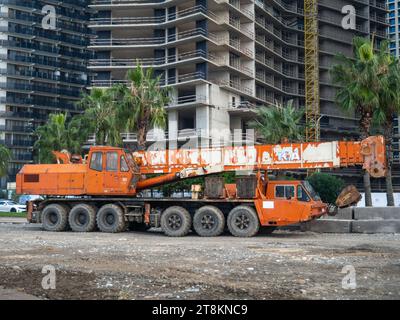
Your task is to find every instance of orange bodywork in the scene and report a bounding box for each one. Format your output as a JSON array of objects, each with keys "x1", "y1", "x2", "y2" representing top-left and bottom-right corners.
[
  {"x1": 134, "y1": 136, "x2": 386, "y2": 178},
  {"x1": 17, "y1": 146, "x2": 140, "y2": 196}
]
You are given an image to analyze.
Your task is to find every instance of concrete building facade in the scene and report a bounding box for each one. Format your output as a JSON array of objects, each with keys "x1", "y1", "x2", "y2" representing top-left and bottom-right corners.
[
  {"x1": 88, "y1": 0, "x2": 387, "y2": 142},
  {"x1": 88, "y1": 0, "x2": 389, "y2": 189},
  {"x1": 0, "y1": 0, "x2": 91, "y2": 189}
]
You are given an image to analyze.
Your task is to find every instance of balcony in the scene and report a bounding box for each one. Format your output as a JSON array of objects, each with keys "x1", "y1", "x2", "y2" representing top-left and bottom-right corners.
[
  {"x1": 0, "y1": 125, "x2": 34, "y2": 133},
  {"x1": 2, "y1": 69, "x2": 87, "y2": 86},
  {"x1": 213, "y1": 79, "x2": 254, "y2": 96},
  {"x1": 89, "y1": 5, "x2": 254, "y2": 39},
  {"x1": 2, "y1": 97, "x2": 79, "y2": 111},
  {"x1": 0, "y1": 40, "x2": 91, "y2": 60},
  {"x1": 91, "y1": 71, "x2": 206, "y2": 87},
  {"x1": 0, "y1": 82, "x2": 83, "y2": 98},
  {"x1": 0, "y1": 140, "x2": 34, "y2": 148},
  {"x1": 90, "y1": 5, "x2": 208, "y2": 27},
  {"x1": 89, "y1": 50, "x2": 207, "y2": 69},
  {"x1": 208, "y1": 54, "x2": 253, "y2": 78},
  {"x1": 168, "y1": 95, "x2": 208, "y2": 108},
  {"x1": 0, "y1": 54, "x2": 88, "y2": 73},
  {"x1": 0, "y1": 111, "x2": 48, "y2": 121},
  {"x1": 1, "y1": 0, "x2": 90, "y2": 22}
]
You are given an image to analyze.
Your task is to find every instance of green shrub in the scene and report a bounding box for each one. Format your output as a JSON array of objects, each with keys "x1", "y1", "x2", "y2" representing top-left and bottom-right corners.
[{"x1": 306, "y1": 173, "x2": 345, "y2": 204}]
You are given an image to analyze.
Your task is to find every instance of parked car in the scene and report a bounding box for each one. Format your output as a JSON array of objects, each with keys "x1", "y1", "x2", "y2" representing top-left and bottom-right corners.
[
  {"x1": 0, "y1": 200, "x2": 26, "y2": 213},
  {"x1": 18, "y1": 195, "x2": 42, "y2": 205}
]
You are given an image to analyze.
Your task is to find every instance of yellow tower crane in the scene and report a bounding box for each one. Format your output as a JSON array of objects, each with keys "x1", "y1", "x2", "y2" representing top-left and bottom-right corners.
[{"x1": 304, "y1": 0, "x2": 320, "y2": 142}]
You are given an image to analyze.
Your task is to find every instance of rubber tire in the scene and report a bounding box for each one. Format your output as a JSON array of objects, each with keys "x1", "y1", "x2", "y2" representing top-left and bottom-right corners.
[
  {"x1": 69, "y1": 204, "x2": 97, "y2": 232},
  {"x1": 96, "y1": 204, "x2": 126, "y2": 233},
  {"x1": 41, "y1": 204, "x2": 69, "y2": 232},
  {"x1": 161, "y1": 206, "x2": 192, "y2": 237},
  {"x1": 10, "y1": 208, "x2": 16, "y2": 213},
  {"x1": 128, "y1": 222, "x2": 151, "y2": 232},
  {"x1": 227, "y1": 205, "x2": 260, "y2": 237},
  {"x1": 193, "y1": 206, "x2": 225, "y2": 237}
]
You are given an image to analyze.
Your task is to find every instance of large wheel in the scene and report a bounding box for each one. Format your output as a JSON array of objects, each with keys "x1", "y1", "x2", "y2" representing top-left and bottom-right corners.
[
  {"x1": 68, "y1": 204, "x2": 97, "y2": 232},
  {"x1": 227, "y1": 205, "x2": 260, "y2": 237},
  {"x1": 96, "y1": 204, "x2": 126, "y2": 233},
  {"x1": 160, "y1": 206, "x2": 191, "y2": 237},
  {"x1": 41, "y1": 204, "x2": 69, "y2": 232},
  {"x1": 193, "y1": 206, "x2": 225, "y2": 237}
]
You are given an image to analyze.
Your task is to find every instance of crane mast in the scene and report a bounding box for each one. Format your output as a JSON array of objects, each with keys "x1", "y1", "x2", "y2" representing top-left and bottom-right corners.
[{"x1": 304, "y1": 0, "x2": 320, "y2": 142}]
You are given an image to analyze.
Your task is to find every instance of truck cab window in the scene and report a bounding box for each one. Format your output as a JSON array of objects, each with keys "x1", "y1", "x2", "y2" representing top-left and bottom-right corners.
[
  {"x1": 120, "y1": 156, "x2": 129, "y2": 172},
  {"x1": 90, "y1": 152, "x2": 103, "y2": 171},
  {"x1": 297, "y1": 185, "x2": 310, "y2": 202},
  {"x1": 106, "y1": 152, "x2": 118, "y2": 172},
  {"x1": 275, "y1": 186, "x2": 295, "y2": 199}
]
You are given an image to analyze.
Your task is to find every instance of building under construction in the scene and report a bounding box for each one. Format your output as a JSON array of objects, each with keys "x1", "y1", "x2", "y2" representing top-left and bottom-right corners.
[{"x1": 88, "y1": 0, "x2": 389, "y2": 189}]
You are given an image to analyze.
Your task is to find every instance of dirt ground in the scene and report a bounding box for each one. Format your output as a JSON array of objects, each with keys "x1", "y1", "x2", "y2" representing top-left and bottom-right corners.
[{"x1": 0, "y1": 221, "x2": 399, "y2": 300}]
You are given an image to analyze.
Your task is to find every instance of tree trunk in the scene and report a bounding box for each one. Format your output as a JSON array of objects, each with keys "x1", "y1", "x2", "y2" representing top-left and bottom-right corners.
[
  {"x1": 386, "y1": 166, "x2": 395, "y2": 206},
  {"x1": 137, "y1": 125, "x2": 147, "y2": 150},
  {"x1": 137, "y1": 110, "x2": 151, "y2": 151},
  {"x1": 359, "y1": 109, "x2": 373, "y2": 207},
  {"x1": 363, "y1": 171, "x2": 373, "y2": 207},
  {"x1": 384, "y1": 118, "x2": 395, "y2": 207}
]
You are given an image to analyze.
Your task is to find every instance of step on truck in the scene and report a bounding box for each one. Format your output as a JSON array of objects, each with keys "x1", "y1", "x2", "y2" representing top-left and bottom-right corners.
[{"x1": 16, "y1": 136, "x2": 386, "y2": 237}]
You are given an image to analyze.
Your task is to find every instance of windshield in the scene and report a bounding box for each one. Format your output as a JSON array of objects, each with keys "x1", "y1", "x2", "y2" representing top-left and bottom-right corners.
[
  {"x1": 302, "y1": 181, "x2": 321, "y2": 201},
  {"x1": 124, "y1": 152, "x2": 137, "y2": 171}
]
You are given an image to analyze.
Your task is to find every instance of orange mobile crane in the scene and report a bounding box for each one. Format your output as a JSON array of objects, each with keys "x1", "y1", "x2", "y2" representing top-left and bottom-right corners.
[{"x1": 16, "y1": 136, "x2": 386, "y2": 237}]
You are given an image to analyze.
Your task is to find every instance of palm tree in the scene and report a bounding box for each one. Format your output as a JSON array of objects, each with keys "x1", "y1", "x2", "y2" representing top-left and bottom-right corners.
[
  {"x1": 78, "y1": 87, "x2": 122, "y2": 146},
  {"x1": 124, "y1": 65, "x2": 172, "y2": 149},
  {"x1": 34, "y1": 113, "x2": 89, "y2": 163},
  {"x1": 373, "y1": 48, "x2": 400, "y2": 206},
  {"x1": 250, "y1": 100, "x2": 304, "y2": 144},
  {"x1": 331, "y1": 36, "x2": 381, "y2": 207},
  {"x1": 0, "y1": 145, "x2": 11, "y2": 177},
  {"x1": 34, "y1": 113, "x2": 69, "y2": 163}
]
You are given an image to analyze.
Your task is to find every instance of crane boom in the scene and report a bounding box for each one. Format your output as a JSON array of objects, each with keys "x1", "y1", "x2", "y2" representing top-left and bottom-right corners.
[{"x1": 134, "y1": 136, "x2": 386, "y2": 184}]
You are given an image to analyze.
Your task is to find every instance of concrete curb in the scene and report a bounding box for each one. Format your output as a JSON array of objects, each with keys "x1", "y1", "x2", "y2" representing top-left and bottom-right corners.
[
  {"x1": 354, "y1": 207, "x2": 400, "y2": 220},
  {"x1": 352, "y1": 220, "x2": 400, "y2": 234},
  {"x1": 301, "y1": 219, "x2": 352, "y2": 233}
]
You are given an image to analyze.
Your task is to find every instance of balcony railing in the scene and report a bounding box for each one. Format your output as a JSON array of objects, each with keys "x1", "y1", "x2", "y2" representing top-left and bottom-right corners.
[
  {"x1": 2, "y1": 97, "x2": 79, "y2": 111},
  {"x1": 91, "y1": 71, "x2": 206, "y2": 87},
  {"x1": 89, "y1": 50, "x2": 207, "y2": 68},
  {"x1": 0, "y1": 111, "x2": 48, "y2": 120},
  {"x1": 213, "y1": 79, "x2": 254, "y2": 96},
  {"x1": 169, "y1": 95, "x2": 208, "y2": 106},
  {"x1": 90, "y1": 5, "x2": 208, "y2": 26},
  {"x1": 0, "y1": 82, "x2": 83, "y2": 97},
  {"x1": 89, "y1": 5, "x2": 254, "y2": 39}
]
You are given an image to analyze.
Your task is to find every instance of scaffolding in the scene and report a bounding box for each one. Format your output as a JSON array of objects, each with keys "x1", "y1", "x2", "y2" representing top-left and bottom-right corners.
[{"x1": 304, "y1": 0, "x2": 320, "y2": 142}]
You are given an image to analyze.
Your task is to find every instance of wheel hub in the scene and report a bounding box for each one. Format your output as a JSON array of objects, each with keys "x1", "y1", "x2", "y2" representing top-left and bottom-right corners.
[
  {"x1": 49, "y1": 212, "x2": 58, "y2": 225},
  {"x1": 168, "y1": 214, "x2": 182, "y2": 230},
  {"x1": 234, "y1": 214, "x2": 250, "y2": 230},
  {"x1": 201, "y1": 214, "x2": 215, "y2": 230},
  {"x1": 77, "y1": 212, "x2": 87, "y2": 225},
  {"x1": 105, "y1": 213, "x2": 115, "y2": 225}
]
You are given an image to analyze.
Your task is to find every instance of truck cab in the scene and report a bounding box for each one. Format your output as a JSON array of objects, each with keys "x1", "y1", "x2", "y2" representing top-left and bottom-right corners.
[
  {"x1": 84, "y1": 146, "x2": 140, "y2": 195},
  {"x1": 255, "y1": 179, "x2": 327, "y2": 226}
]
